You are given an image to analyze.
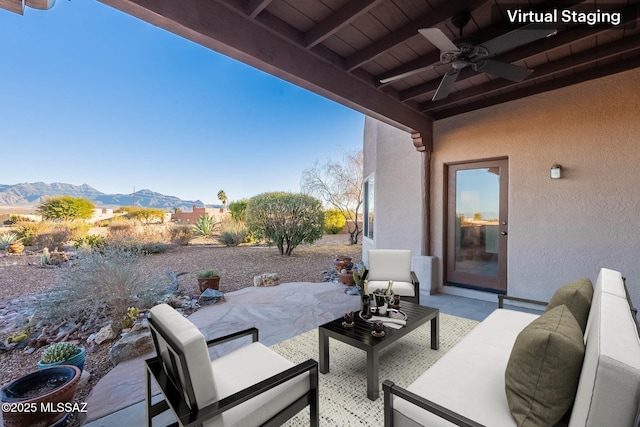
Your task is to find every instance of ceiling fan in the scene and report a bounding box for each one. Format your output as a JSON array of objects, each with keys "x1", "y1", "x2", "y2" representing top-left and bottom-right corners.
[{"x1": 380, "y1": 11, "x2": 557, "y2": 101}]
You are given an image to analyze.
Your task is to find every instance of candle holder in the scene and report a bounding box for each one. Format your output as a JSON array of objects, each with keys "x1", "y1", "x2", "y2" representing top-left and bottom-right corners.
[
  {"x1": 342, "y1": 311, "x2": 354, "y2": 328},
  {"x1": 391, "y1": 294, "x2": 401, "y2": 310},
  {"x1": 371, "y1": 320, "x2": 385, "y2": 337}
]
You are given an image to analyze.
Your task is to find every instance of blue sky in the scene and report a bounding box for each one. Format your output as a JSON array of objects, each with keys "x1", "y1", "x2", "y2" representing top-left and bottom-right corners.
[{"x1": 0, "y1": 1, "x2": 364, "y2": 205}]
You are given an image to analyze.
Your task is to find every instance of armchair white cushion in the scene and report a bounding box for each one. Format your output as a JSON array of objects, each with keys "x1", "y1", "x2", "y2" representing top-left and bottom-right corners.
[
  {"x1": 366, "y1": 249, "x2": 420, "y2": 303},
  {"x1": 146, "y1": 304, "x2": 319, "y2": 427}
]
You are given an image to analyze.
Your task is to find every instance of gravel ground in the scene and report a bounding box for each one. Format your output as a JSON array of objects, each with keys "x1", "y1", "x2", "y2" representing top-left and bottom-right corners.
[{"x1": 0, "y1": 234, "x2": 361, "y2": 426}]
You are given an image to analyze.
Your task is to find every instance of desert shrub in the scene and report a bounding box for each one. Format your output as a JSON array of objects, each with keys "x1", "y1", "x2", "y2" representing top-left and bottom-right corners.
[
  {"x1": 324, "y1": 209, "x2": 346, "y2": 234},
  {"x1": 37, "y1": 196, "x2": 95, "y2": 221},
  {"x1": 107, "y1": 220, "x2": 173, "y2": 254},
  {"x1": 192, "y1": 214, "x2": 218, "y2": 238},
  {"x1": 228, "y1": 199, "x2": 249, "y2": 222},
  {"x1": 218, "y1": 221, "x2": 249, "y2": 247},
  {"x1": 73, "y1": 234, "x2": 108, "y2": 250},
  {"x1": 246, "y1": 192, "x2": 324, "y2": 255},
  {"x1": 34, "y1": 224, "x2": 72, "y2": 251},
  {"x1": 121, "y1": 206, "x2": 166, "y2": 224},
  {"x1": 169, "y1": 224, "x2": 193, "y2": 245},
  {"x1": 68, "y1": 221, "x2": 92, "y2": 240},
  {"x1": 14, "y1": 221, "x2": 47, "y2": 245},
  {"x1": 38, "y1": 246, "x2": 166, "y2": 330}
]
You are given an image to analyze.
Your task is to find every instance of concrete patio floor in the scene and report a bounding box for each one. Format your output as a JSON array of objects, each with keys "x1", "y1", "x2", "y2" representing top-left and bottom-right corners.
[{"x1": 81, "y1": 281, "x2": 540, "y2": 426}]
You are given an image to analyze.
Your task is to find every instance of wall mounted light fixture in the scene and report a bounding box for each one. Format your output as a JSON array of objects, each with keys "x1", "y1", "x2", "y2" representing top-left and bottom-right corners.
[{"x1": 550, "y1": 163, "x2": 562, "y2": 179}]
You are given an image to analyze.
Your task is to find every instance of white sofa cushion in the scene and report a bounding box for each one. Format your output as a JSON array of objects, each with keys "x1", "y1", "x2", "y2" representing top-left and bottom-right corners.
[
  {"x1": 367, "y1": 249, "x2": 412, "y2": 283},
  {"x1": 569, "y1": 292, "x2": 640, "y2": 427},
  {"x1": 208, "y1": 342, "x2": 310, "y2": 427},
  {"x1": 149, "y1": 304, "x2": 217, "y2": 410},
  {"x1": 395, "y1": 309, "x2": 538, "y2": 427}
]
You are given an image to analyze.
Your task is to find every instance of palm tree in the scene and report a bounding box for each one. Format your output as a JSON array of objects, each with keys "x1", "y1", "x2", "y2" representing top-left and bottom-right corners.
[{"x1": 217, "y1": 190, "x2": 227, "y2": 208}]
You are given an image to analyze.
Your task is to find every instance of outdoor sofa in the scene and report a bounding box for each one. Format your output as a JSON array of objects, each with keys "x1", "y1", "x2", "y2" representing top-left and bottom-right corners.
[{"x1": 383, "y1": 267, "x2": 640, "y2": 426}]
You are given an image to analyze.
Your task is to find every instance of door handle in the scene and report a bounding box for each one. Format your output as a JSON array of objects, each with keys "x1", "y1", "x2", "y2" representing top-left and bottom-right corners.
[{"x1": 500, "y1": 231, "x2": 507, "y2": 235}]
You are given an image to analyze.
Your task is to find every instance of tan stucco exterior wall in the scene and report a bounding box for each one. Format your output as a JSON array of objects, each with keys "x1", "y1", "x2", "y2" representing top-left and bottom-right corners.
[
  {"x1": 432, "y1": 67, "x2": 640, "y2": 306},
  {"x1": 364, "y1": 67, "x2": 640, "y2": 309},
  {"x1": 362, "y1": 117, "x2": 423, "y2": 264}
]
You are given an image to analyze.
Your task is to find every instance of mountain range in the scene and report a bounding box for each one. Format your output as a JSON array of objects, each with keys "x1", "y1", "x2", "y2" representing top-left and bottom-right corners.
[{"x1": 0, "y1": 182, "x2": 210, "y2": 211}]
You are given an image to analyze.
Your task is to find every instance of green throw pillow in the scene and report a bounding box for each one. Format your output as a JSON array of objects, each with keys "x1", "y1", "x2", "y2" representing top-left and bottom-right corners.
[
  {"x1": 546, "y1": 278, "x2": 593, "y2": 333},
  {"x1": 505, "y1": 305, "x2": 585, "y2": 427}
]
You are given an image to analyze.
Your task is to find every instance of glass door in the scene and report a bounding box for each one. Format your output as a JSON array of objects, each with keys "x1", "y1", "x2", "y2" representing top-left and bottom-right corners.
[{"x1": 446, "y1": 159, "x2": 508, "y2": 293}]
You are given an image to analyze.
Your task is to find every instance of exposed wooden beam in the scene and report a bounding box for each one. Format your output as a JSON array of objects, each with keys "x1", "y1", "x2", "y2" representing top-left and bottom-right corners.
[
  {"x1": 344, "y1": 0, "x2": 488, "y2": 71},
  {"x1": 434, "y1": 53, "x2": 640, "y2": 119},
  {"x1": 0, "y1": 0, "x2": 23, "y2": 14},
  {"x1": 97, "y1": 0, "x2": 434, "y2": 142},
  {"x1": 304, "y1": 0, "x2": 384, "y2": 49},
  {"x1": 422, "y1": 32, "x2": 640, "y2": 112},
  {"x1": 246, "y1": 0, "x2": 271, "y2": 19}
]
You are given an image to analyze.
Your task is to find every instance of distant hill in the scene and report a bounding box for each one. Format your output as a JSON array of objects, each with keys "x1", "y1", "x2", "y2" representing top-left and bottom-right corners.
[{"x1": 0, "y1": 182, "x2": 212, "y2": 211}]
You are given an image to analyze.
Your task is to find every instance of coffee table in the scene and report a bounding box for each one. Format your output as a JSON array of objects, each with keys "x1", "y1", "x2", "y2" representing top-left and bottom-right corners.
[{"x1": 318, "y1": 301, "x2": 439, "y2": 400}]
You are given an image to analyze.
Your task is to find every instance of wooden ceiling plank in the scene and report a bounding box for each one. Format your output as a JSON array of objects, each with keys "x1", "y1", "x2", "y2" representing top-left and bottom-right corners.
[
  {"x1": 97, "y1": 0, "x2": 434, "y2": 143},
  {"x1": 247, "y1": 0, "x2": 272, "y2": 19},
  {"x1": 435, "y1": 52, "x2": 640, "y2": 119},
  {"x1": 344, "y1": 0, "x2": 488, "y2": 71},
  {"x1": 304, "y1": 0, "x2": 385, "y2": 49},
  {"x1": 421, "y1": 32, "x2": 640, "y2": 111}
]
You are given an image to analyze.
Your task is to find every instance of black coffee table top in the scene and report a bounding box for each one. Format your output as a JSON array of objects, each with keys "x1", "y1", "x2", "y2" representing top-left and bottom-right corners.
[{"x1": 319, "y1": 301, "x2": 439, "y2": 350}]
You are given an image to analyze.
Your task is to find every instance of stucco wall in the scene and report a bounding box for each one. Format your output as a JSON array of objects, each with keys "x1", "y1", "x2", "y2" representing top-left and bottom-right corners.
[
  {"x1": 432, "y1": 67, "x2": 640, "y2": 308},
  {"x1": 362, "y1": 117, "x2": 423, "y2": 264}
]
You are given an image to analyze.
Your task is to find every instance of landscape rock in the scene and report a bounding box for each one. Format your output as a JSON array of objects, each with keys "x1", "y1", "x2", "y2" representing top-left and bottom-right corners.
[
  {"x1": 253, "y1": 273, "x2": 280, "y2": 287},
  {"x1": 198, "y1": 289, "x2": 225, "y2": 306},
  {"x1": 94, "y1": 323, "x2": 117, "y2": 345},
  {"x1": 109, "y1": 330, "x2": 154, "y2": 366}
]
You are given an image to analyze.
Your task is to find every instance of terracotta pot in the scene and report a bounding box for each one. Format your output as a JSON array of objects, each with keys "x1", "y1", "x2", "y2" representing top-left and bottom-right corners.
[
  {"x1": 338, "y1": 272, "x2": 356, "y2": 286},
  {"x1": 6, "y1": 242, "x2": 24, "y2": 254},
  {"x1": 1, "y1": 365, "x2": 81, "y2": 427},
  {"x1": 198, "y1": 276, "x2": 220, "y2": 292}
]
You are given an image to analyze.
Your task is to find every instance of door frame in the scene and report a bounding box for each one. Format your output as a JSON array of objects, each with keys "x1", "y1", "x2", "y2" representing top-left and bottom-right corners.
[{"x1": 444, "y1": 157, "x2": 509, "y2": 293}]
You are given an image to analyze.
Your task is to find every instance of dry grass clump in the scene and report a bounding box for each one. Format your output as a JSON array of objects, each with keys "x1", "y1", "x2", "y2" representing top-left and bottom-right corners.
[{"x1": 37, "y1": 246, "x2": 167, "y2": 331}]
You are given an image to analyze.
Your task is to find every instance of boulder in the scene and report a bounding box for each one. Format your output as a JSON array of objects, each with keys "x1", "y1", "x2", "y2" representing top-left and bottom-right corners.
[
  {"x1": 94, "y1": 323, "x2": 117, "y2": 345},
  {"x1": 253, "y1": 273, "x2": 280, "y2": 287},
  {"x1": 109, "y1": 330, "x2": 154, "y2": 366}
]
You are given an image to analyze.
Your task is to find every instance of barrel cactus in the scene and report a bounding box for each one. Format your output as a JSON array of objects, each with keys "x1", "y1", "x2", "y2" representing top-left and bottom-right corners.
[{"x1": 41, "y1": 342, "x2": 81, "y2": 364}]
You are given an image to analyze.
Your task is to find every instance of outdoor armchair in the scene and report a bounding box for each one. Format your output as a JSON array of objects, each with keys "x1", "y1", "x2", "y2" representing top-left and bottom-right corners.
[
  {"x1": 145, "y1": 303, "x2": 319, "y2": 427},
  {"x1": 364, "y1": 249, "x2": 420, "y2": 304}
]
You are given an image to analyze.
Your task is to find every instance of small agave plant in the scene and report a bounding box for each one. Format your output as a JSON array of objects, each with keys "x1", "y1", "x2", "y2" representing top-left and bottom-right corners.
[
  {"x1": 0, "y1": 232, "x2": 19, "y2": 250},
  {"x1": 40, "y1": 342, "x2": 81, "y2": 364}
]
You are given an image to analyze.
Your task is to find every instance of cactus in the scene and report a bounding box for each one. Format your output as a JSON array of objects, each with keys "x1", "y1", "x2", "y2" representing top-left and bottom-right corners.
[
  {"x1": 40, "y1": 342, "x2": 80, "y2": 364},
  {"x1": 122, "y1": 306, "x2": 139, "y2": 328}
]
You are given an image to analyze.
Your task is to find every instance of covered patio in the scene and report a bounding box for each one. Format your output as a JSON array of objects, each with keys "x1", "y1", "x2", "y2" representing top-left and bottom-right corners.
[
  {"x1": 3, "y1": 0, "x2": 639, "y2": 425},
  {"x1": 71, "y1": 0, "x2": 640, "y2": 309}
]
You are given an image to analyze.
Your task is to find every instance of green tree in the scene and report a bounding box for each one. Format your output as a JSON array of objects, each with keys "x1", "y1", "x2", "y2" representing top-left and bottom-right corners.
[
  {"x1": 37, "y1": 196, "x2": 95, "y2": 221},
  {"x1": 217, "y1": 190, "x2": 227, "y2": 207},
  {"x1": 123, "y1": 206, "x2": 166, "y2": 224},
  {"x1": 324, "y1": 209, "x2": 347, "y2": 234},
  {"x1": 301, "y1": 150, "x2": 363, "y2": 244},
  {"x1": 246, "y1": 192, "x2": 324, "y2": 255},
  {"x1": 228, "y1": 199, "x2": 249, "y2": 222}
]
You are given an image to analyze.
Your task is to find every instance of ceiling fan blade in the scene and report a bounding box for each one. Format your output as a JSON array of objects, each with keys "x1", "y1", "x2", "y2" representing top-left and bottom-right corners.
[
  {"x1": 418, "y1": 28, "x2": 460, "y2": 53},
  {"x1": 475, "y1": 59, "x2": 533, "y2": 82},
  {"x1": 479, "y1": 26, "x2": 557, "y2": 57},
  {"x1": 432, "y1": 69, "x2": 460, "y2": 101}
]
